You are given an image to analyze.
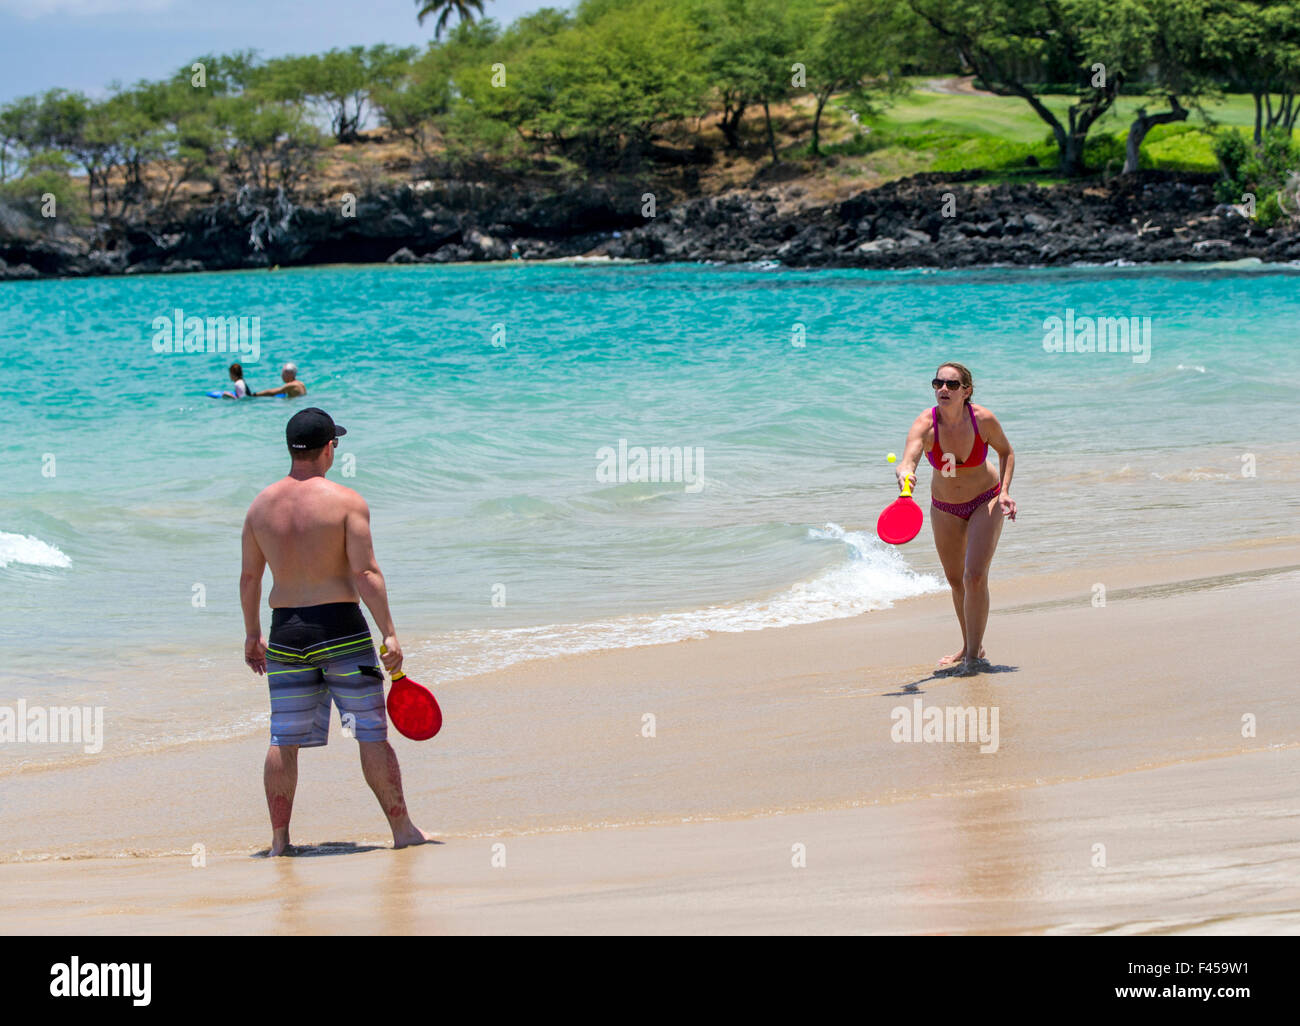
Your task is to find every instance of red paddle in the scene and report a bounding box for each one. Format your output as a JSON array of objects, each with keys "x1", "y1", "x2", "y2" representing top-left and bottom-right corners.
[
  {"x1": 876, "y1": 476, "x2": 924, "y2": 545},
  {"x1": 380, "y1": 646, "x2": 442, "y2": 741}
]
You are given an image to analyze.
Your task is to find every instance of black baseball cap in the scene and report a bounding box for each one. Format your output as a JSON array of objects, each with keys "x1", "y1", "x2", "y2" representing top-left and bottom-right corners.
[{"x1": 286, "y1": 408, "x2": 347, "y2": 450}]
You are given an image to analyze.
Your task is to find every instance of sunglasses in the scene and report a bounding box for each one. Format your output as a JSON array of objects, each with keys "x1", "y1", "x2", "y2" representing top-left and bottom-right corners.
[{"x1": 932, "y1": 378, "x2": 965, "y2": 390}]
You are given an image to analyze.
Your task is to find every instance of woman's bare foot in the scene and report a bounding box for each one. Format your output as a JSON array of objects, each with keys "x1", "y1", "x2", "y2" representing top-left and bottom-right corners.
[
  {"x1": 937, "y1": 646, "x2": 984, "y2": 670},
  {"x1": 268, "y1": 836, "x2": 295, "y2": 857},
  {"x1": 956, "y1": 656, "x2": 993, "y2": 676},
  {"x1": 392, "y1": 823, "x2": 436, "y2": 849}
]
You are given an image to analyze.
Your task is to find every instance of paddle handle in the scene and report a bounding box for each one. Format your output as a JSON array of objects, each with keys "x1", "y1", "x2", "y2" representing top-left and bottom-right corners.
[
  {"x1": 379, "y1": 644, "x2": 405, "y2": 681},
  {"x1": 898, "y1": 474, "x2": 915, "y2": 498}
]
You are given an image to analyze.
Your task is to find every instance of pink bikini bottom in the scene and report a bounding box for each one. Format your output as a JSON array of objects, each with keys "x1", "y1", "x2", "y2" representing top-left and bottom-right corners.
[{"x1": 931, "y1": 483, "x2": 1001, "y2": 521}]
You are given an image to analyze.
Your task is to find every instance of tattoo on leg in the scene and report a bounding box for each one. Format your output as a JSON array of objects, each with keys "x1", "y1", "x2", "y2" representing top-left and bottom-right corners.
[
  {"x1": 385, "y1": 745, "x2": 406, "y2": 820},
  {"x1": 269, "y1": 793, "x2": 292, "y2": 829}
]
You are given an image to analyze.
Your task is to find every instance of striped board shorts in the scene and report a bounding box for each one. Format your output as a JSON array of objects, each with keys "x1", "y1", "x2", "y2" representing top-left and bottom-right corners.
[{"x1": 265, "y1": 602, "x2": 387, "y2": 747}]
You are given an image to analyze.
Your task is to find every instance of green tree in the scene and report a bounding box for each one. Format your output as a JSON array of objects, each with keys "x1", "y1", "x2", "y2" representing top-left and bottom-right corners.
[
  {"x1": 1081, "y1": 0, "x2": 1217, "y2": 173},
  {"x1": 125, "y1": 76, "x2": 227, "y2": 213},
  {"x1": 803, "y1": 0, "x2": 909, "y2": 158},
  {"x1": 691, "y1": 0, "x2": 757, "y2": 150},
  {"x1": 0, "y1": 95, "x2": 39, "y2": 182},
  {"x1": 0, "y1": 149, "x2": 85, "y2": 223},
  {"x1": 907, "y1": 0, "x2": 1124, "y2": 175},
  {"x1": 186, "y1": 50, "x2": 263, "y2": 95},
  {"x1": 1203, "y1": 0, "x2": 1300, "y2": 145},
  {"x1": 499, "y1": 1, "x2": 710, "y2": 167},
  {"x1": 419, "y1": 18, "x2": 523, "y2": 166},
  {"x1": 752, "y1": 1, "x2": 814, "y2": 161},
  {"x1": 690, "y1": 0, "x2": 810, "y2": 155},
  {"x1": 22, "y1": 89, "x2": 118, "y2": 215},
  {"x1": 374, "y1": 50, "x2": 454, "y2": 158},
  {"x1": 259, "y1": 45, "x2": 416, "y2": 142},
  {"x1": 222, "y1": 95, "x2": 325, "y2": 192}
]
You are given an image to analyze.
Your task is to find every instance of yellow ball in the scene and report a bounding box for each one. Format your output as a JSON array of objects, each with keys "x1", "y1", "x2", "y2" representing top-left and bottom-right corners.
[{"x1": 886, "y1": 453, "x2": 897, "y2": 463}]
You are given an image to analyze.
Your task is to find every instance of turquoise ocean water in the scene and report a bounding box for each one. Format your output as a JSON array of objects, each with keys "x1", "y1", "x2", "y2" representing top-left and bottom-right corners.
[{"x1": 2, "y1": 259, "x2": 1298, "y2": 757}]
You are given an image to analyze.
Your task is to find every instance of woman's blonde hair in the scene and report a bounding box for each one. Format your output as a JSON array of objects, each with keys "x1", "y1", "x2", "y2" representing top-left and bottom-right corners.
[{"x1": 936, "y1": 361, "x2": 974, "y2": 405}]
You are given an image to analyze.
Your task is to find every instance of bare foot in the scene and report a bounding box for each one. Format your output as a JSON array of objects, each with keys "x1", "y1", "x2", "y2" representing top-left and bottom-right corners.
[
  {"x1": 956, "y1": 656, "x2": 993, "y2": 677},
  {"x1": 268, "y1": 837, "x2": 295, "y2": 857},
  {"x1": 937, "y1": 646, "x2": 984, "y2": 670},
  {"x1": 393, "y1": 824, "x2": 437, "y2": 849}
]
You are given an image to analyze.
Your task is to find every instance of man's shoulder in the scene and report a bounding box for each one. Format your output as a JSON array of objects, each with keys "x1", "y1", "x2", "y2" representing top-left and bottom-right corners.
[
  {"x1": 249, "y1": 479, "x2": 278, "y2": 502},
  {"x1": 244, "y1": 480, "x2": 280, "y2": 523},
  {"x1": 321, "y1": 478, "x2": 366, "y2": 506}
]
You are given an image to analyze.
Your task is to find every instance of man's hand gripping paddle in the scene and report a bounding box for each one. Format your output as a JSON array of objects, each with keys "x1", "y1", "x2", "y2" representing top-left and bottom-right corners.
[
  {"x1": 876, "y1": 474, "x2": 924, "y2": 545},
  {"x1": 380, "y1": 645, "x2": 442, "y2": 741}
]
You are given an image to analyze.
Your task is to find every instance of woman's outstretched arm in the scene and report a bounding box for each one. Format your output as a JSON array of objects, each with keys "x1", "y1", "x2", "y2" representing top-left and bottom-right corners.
[{"x1": 895, "y1": 409, "x2": 930, "y2": 491}]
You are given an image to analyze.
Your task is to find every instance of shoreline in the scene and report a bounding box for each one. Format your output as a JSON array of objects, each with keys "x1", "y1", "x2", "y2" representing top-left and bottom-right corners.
[
  {"x1": 3, "y1": 535, "x2": 1296, "y2": 786},
  {"x1": 3, "y1": 536, "x2": 1296, "y2": 932},
  {"x1": 9, "y1": 252, "x2": 1300, "y2": 284},
  {"x1": 10, "y1": 252, "x2": 1300, "y2": 281},
  {"x1": 4, "y1": 537, "x2": 1297, "y2": 839},
  {"x1": 6, "y1": 171, "x2": 1299, "y2": 281},
  {"x1": 5, "y1": 533, "x2": 1294, "y2": 780}
]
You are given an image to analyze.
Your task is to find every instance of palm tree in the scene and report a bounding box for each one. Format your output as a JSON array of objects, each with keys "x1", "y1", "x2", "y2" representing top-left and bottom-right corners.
[{"x1": 415, "y1": 0, "x2": 487, "y2": 39}]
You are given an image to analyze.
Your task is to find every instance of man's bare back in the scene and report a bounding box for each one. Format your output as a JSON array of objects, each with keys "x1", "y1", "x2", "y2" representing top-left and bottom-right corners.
[
  {"x1": 240, "y1": 409, "x2": 400, "y2": 670},
  {"x1": 241, "y1": 470, "x2": 401, "y2": 670},
  {"x1": 245, "y1": 476, "x2": 363, "y2": 608}
]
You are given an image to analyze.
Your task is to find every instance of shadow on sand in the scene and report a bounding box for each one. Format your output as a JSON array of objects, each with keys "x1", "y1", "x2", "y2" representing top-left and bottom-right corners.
[
  {"x1": 882, "y1": 662, "x2": 1019, "y2": 696},
  {"x1": 251, "y1": 840, "x2": 415, "y2": 858}
]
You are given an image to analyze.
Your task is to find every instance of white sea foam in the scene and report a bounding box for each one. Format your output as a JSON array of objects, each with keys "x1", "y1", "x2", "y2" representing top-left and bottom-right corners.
[
  {"x1": 412, "y1": 524, "x2": 944, "y2": 682},
  {"x1": 0, "y1": 532, "x2": 71, "y2": 570},
  {"x1": 1150, "y1": 468, "x2": 1236, "y2": 482}
]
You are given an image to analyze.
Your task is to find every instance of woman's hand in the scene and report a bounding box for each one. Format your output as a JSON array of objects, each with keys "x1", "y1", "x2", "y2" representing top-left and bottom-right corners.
[
  {"x1": 999, "y1": 492, "x2": 1017, "y2": 521},
  {"x1": 896, "y1": 468, "x2": 917, "y2": 493}
]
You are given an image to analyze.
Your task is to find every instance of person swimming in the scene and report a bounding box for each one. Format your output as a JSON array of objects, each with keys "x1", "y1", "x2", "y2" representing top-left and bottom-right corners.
[
  {"x1": 256, "y1": 363, "x2": 308, "y2": 399},
  {"x1": 219, "y1": 363, "x2": 251, "y2": 399}
]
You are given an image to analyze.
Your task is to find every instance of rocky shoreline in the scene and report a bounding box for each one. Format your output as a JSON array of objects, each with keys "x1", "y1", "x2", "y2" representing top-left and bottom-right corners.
[{"x1": 3, "y1": 169, "x2": 1298, "y2": 281}]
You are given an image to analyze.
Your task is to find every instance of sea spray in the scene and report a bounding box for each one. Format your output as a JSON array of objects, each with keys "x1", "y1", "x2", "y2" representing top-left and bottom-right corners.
[{"x1": 0, "y1": 532, "x2": 71, "y2": 570}]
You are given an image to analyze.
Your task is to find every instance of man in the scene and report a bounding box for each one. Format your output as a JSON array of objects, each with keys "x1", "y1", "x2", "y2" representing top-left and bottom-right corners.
[
  {"x1": 241, "y1": 408, "x2": 432, "y2": 855},
  {"x1": 257, "y1": 362, "x2": 307, "y2": 398}
]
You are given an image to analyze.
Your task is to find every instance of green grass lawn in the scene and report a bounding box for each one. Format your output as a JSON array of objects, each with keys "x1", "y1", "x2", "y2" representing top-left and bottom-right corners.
[{"x1": 826, "y1": 81, "x2": 1286, "y2": 178}]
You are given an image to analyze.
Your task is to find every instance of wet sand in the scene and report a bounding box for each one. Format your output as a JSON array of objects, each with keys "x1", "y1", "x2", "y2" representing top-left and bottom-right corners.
[
  {"x1": 4, "y1": 747, "x2": 1297, "y2": 934},
  {"x1": 2, "y1": 539, "x2": 1298, "y2": 934}
]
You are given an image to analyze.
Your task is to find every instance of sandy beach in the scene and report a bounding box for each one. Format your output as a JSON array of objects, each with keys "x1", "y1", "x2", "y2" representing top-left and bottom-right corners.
[
  {"x1": 8, "y1": 0, "x2": 1300, "y2": 952},
  {"x1": 3, "y1": 536, "x2": 1297, "y2": 935}
]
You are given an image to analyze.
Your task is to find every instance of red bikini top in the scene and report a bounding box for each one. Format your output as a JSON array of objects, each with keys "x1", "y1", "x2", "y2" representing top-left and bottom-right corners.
[{"x1": 926, "y1": 404, "x2": 987, "y2": 469}]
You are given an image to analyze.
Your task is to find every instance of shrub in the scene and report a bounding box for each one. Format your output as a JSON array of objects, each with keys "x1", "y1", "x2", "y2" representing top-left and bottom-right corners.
[{"x1": 1213, "y1": 128, "x2": 1300, "y2": 216}]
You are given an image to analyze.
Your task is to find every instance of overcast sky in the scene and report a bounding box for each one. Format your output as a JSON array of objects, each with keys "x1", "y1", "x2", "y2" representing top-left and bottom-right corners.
[{"x1": 0, "y1": 0, "x2": 558, "y2": 105}]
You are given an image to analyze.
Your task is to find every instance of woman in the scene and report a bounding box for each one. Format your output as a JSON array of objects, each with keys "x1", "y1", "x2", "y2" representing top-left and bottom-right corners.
[
  {"x1": 895, "y1": 362, "x2": 1017, "y2": 674},
  {"x1": 222, "y1": 363, "x2": 252, "y2": 399}
]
